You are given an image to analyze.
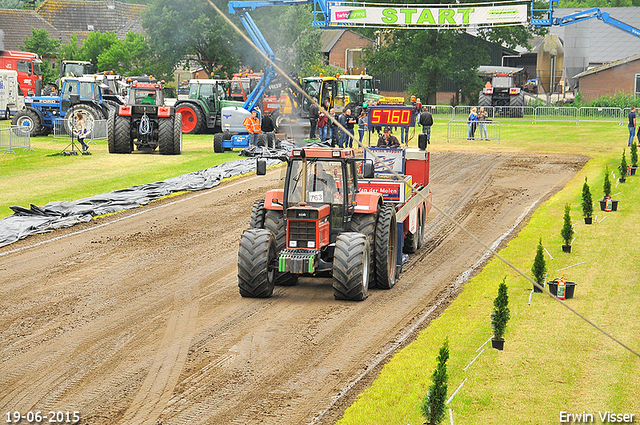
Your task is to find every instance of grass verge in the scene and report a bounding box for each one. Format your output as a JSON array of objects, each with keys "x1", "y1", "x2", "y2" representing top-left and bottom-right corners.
[{"x1": 338, "y1": 122, "x2": 640, "y2": 424}]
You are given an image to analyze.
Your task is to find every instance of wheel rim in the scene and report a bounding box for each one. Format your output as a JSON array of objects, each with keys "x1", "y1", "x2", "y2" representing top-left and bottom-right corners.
[
  {"x1": 17, "y1": 116, "x2": 34, "y2": 131},
  {"x1": 362, "y1": 247, "x2": 370, "y2": 293},
  {"x1": 177, "y1": 106, "x2": 196, "y2": 133}
]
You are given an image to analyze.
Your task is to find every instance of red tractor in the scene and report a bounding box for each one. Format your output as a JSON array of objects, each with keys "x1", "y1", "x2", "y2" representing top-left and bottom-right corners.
[
  {"x1": 108, "y1": 80, "x2": 182, "y2": 154},
  {"x1": 239, "y1": 146, "x2": 432, "y2": 301}
]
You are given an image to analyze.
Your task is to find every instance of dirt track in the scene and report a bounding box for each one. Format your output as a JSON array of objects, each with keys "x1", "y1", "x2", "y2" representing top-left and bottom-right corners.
[{"x1": 0, "y1": 151, "x2": 586, "y2": 424}]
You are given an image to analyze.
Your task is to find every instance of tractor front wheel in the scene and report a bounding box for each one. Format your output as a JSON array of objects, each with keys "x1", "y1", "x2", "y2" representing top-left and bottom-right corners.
[
  {"x1": 173, "y1": 112, "x2": 183, "y2": 154},
  {"x1": 12, "y1": 109, "x2": 42, "y2": 137},
  {"x1": 213, "y1": 133, "x2": 224, "y2": 153},
  {"x1": 249, "y1": 199, "x2": 266, "y2": 228},
  {"x1": 238, "y1": 228, "x2": 276, "y2": 298},
  {"x1": 333, "y1": 232, "x2": 370, "y2": 301}
]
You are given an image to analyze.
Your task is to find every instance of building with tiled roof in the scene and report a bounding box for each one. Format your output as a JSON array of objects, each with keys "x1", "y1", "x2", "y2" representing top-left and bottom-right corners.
[
  {"x1": 572, "y1": 53, "x2": 640, "y2": 101},
  {"x1": 0, "y1": 9, "x2": 62, "y2": 51},
  {"x1": 36, "y1": 0, "x2": 146, "y2": 35}
]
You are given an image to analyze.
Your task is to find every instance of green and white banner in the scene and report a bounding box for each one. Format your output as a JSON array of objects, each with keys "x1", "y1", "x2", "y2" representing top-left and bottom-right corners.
[{"x1": 328, "y1": 2, "x2": 528, "y2": 28}]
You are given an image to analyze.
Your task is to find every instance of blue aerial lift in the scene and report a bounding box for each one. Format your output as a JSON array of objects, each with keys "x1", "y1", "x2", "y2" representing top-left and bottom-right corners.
[
  {"x1": 215, "y1": 0, "x2": 334, "y2": 151},
  {"x1": 531, "y1": 0, "x2": 640, "y2": 37}
]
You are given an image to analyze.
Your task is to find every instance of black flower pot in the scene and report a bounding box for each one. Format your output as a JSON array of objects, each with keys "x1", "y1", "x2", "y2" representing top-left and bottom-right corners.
[
  {"x1": 619, "y1": 178, "x2": 626, "y2": 183},
  {"x1": 491, "y1": 338, "x2": 505, "y2": 350},
  {"x1": 562, "y1": 244, "x2": 572, "y2": 253},
  {"x1": 547, "y1": 280, "x2": 577, "y2": 299},
  {"x1": 533, "y1": 281, "x2": 544, "y2": 293},
  {"x1": 584, "y1": 217, "x2": 593, "y2": 224},
  {"x1": 599, "y1": 199, "x2": 607, "y2": 211},
  {"x1": 631, "y1": 166, "x2": 637, "y2": 176},
  {"x1": 612, "y1": 200, "x2": 619, "y2": 211}
]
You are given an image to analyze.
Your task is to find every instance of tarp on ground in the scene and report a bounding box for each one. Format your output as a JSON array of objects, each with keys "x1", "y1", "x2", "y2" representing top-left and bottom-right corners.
[{"x1": 0, "y1": 143, "x2": 295, "y2": 249}]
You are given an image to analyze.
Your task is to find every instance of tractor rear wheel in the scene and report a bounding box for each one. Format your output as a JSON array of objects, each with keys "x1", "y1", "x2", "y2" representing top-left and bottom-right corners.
[
  {"x1": 173, "y1": 112, "x2": 183, "y2": 155},
  {"x1": 158, "y1": 117, "x2": 174, "y2": 155},
  {"x1": 176, "y1": 103, "x2": 204, "y2": 134},
  {"x1": 264, "y1": 210, "x2": 298, "y2": 286},
  {"x1": 114, "y1": 115, "x2": 132, "y2": 153},
  {"x1": 107, "y1": 108, "x2": 116, "y2": 153},
  {"x1": 238, "y1": 228, "x2": 276, "y2": 298},
  {"x1": 375, "y1": 203, "x2": 398, "y2": 290},
  {"x1": 213, "y1": 133, "x2": 224, "y2": 153},
  {"x1": 66, "y1": 104, "x2": 101, "y2": 137},
  {"x1": 509, "y1": 93, "x2": 525, "y2": 117},
  {"x1": 333, "y1": 232, "x2": 370, "y2": 301},
  {"x1": 12, "y1": 109, "x2": 42, "y2": 137},
  {"x1": 349, "y1": 212, "x2": 377, "y2": 287},
  {"x1": 403, "y1": 208, "x2": 424, "y2": 254},
  {"x1": 250, "y1": 199, "x2": 266, "y2": 228},
  {"x1": 478, "y1": 93, "x2": 492, "y2": 108}
]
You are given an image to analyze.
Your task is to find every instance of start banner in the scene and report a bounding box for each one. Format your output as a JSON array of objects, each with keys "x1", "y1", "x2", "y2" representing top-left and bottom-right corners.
[{"x1": 328, "y1": 2, "x2": 528, "y2": 28}]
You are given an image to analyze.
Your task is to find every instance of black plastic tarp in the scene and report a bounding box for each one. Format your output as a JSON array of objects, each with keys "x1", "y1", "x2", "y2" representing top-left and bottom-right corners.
[{"x1": 0, "y1": 144, "x2": 294, "y2": 249}]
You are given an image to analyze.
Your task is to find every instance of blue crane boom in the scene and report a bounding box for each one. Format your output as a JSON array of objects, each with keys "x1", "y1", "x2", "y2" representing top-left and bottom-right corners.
[{"x1": 531, "y1": 0, "x2": 640, "y2": 38}]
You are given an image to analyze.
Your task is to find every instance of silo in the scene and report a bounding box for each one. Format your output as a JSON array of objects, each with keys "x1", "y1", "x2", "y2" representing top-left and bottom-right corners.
[
  {"x1": 536, "y1": 34, "x2": 565, "y2": 93},
  {"x1": 564, "y1": 17, "x2": 590, "y2": 90}
]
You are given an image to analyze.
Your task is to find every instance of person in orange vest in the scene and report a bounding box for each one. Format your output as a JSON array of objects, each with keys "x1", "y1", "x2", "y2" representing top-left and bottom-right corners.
[{"x1": 243, "y1": 109, "x2": 261, "y2": 147}]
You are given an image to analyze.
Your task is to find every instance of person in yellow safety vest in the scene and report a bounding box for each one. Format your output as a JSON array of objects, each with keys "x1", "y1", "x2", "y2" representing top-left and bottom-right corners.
[{"x1": 243, "y1": 109, "x2": 261, "y2": 147}]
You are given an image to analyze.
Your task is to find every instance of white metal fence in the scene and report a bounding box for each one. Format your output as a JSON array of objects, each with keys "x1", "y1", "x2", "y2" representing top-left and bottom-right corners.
[
  {"x1": 425, "y1": 105, "x2": 630, "y2": 124},
  {"x1": 0, "y1": 125, "x2": 32, "y2": 154},
  {"x1": 53, "y1": 118, "x2": 108, "y2": 144},
  {"x1": 446, "y1": 120, "x2": 501, "y2": 143}
]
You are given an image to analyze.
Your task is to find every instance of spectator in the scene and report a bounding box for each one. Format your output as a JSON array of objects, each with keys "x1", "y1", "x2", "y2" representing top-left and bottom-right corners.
[
  {"x1": 308, "y1": 102, "x2": 319, "y2": 140},
  {"x1": 418, "y1": 106, "x2": 433, "y2": 142},
  {"x1": 478, "y1": 107, "x2": 488, "y2": 140},
  {"x1": 357, "y1": 110, "x2": 368, "y2": 146},
  {"x1": 628, "y1": 106, "x2": 636, "y2": 147},
  {"x1": 377, "y1": 127, "x2": 401, "y2": 148},
  {"x1": 243, "y1": 109, "x2": 261, "y2": 147},
  {"x1": 318, "y1": 108, "x2": 328, "y2": 143},
  {"x1": 468, "y1": 107, "x2": 478, "y2": 140}
]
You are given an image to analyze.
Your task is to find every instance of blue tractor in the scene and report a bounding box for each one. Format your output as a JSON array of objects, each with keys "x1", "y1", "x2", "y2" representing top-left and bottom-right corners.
[{"x1": 12, "y1": 76, "x2": 112, "y2": 137}]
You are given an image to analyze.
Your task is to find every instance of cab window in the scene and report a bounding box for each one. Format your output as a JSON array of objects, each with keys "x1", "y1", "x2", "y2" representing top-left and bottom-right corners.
[{"x1": 17, "y1": 60, "x2": 31, "y2": 74}]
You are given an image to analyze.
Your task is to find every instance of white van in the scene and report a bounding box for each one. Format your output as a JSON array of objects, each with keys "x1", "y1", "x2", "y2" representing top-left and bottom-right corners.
[{"x1": 0, "y1": 69, "x2": 25, "y2": 120}]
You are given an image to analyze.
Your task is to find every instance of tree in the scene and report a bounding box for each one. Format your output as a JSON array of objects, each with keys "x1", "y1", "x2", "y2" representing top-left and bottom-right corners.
[
  {"x1": 364, "y1": 0, "x2": 547, "y2": 104},
  {"x1": 19, "y1": 28, "x2": 60, "y2": 85},
  {"x1": 619, "y1": 149, "x2": 628, "y2": 180},
  {"x1": 603, "y1": 166, "x2": 612, "y2": 198},
  {"x1": 58, "y1": 34, "x2": 83, "y2": 62},
  {"x1": 81, "y1": 31, "x2": 120, "y2": 66},
  {"x1": 421, "y1": 338, "x2": 449, "y2": 425},
  {"x1": 531, "y1": 238, "x2": 546, "y2": 290},
  {"x1": 142, "y1": 0, "x2": 242, "y2": 78},
  {"x1": 561, "y1": 204, "x2": 574, "y2": 246},
  {"x1": 491, "y1": 277, "x2": 510, "y2": 340},
  {"x1": 97, "y1": 32, "x2": 170, "y2": 79},
  {"x1": 582, "y1": 177, "x2": 593, "y2": 219}
]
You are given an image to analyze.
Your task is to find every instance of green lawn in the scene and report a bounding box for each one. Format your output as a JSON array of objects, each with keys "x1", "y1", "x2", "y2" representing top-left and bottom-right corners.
[
  {"x1": 0, "y1": 130, "x2": 239, "y2": 218},
  {"x1": 338, "y1": 121, "x2": 640, "y2": 423}
]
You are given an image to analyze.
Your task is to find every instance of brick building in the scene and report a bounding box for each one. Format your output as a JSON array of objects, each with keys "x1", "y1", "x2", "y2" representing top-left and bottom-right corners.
[
  {"x1": 320, "y1": 29, "x2": 373, "y2": 73},
  {"x1": 573, "y1": 53, "x2": 640, "y2": 102}
]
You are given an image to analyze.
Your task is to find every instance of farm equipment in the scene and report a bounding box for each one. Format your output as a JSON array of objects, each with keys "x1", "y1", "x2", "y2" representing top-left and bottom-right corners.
[
  {"x1": 239, "y1": 145, "x2": 432, "y2": 301},
  {"x1": 478, "y1": 69, "x2": 525, "y2": 117},
  {"x1": 174, "y1": 79, "x2": 243, "y2": 134},
  {"x1": 108, "y1": 80, "x2": 182, "y2": 154},
  {"x1": 12, "y1": 76, "x2": 111, "y2": 137},
  {"x1": 0, "y1": 69, "x2": 24, "y2": 119}
]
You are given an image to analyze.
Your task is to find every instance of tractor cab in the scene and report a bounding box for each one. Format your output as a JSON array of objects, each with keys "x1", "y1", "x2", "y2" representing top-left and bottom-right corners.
[
  {"x1": 126, "y1": 80, "x2": 165, "y2": 106},
  {"x1": 60, "y1": 77, "x2": 104, "y2": 113}
]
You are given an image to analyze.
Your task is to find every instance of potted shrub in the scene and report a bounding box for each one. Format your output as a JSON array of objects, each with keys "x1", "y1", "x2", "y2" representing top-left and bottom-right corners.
[
  {"x1": 631, "y1": 142, "x2": 638, "y2": 175},
  {"x1": 582, "y1": 178, "x2": 593, "y2": 224},
  {"x1": 599, "y1": 167, "x2": 618, "y2": 211},
  {"x1": 531, "y1": 238, "x2": 546, "y2": 293},
  {"x1": 619, "y1": 149, "x2": 627, "y2": 183},
  {"x1": 491, "y1": 277, "x2": 510, "y2": 350},
  {"x1": 561, "y1": 203, "x2": 574, "y2": 253}
]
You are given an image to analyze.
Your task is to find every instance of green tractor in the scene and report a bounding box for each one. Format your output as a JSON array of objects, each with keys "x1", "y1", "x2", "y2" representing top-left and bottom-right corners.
[{"x1": 174, "y1": 79, "x2": 244, "y2": 134}]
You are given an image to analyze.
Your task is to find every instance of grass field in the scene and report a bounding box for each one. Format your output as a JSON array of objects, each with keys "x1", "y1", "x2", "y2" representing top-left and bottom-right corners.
[
  {"x1": 337, "y1": 121, "x2": 640, "y2": 423},
  {"x1": 2, "y1": 117, "x2": 639, "y2": 424}
]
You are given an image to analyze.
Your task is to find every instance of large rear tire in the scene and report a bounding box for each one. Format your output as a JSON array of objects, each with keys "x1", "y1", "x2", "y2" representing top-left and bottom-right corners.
[
  {"x1": 478, "y1": 93, "x2": 492, "y2": 108},
  {"x1": 333, "y1": 232, "x2": 370, "y2": 301},
  {"x1": 66, "y1": 104, "x2": 101, "y2": 137},
  {"x1": 249, "y1": 199, "x2": 266, "y2": 228},
  {"x1": 173, "y1": 112, "x2": 183, "y2": 155},
  {"x1": 266, "y1": 132, "x2": 275, "y2": 149},
  {"x1": 213, "y1": 133, "x2": 224, "y2": 153},
  {"x1": 114, "y1": 114, "x2": 132, "y2": 154},
  {"x1": 257, "y1": 133, "x2": 267, "y2": 147},
  {"x1": 509, "y1": 93, "x2": 525, "y2": 118},
  {"x1": 158, "y1": 117, "x2": 174, "y2": 155},
  {"x1": 238, "y1": 228, "x2": 276, "y2": 298},
  {"x1": 176, "y1": 103, "x2": 204, "y2": 134},
  {"x1": 264, "y1": 210, "x2": 298, "y2": 286},
  {"x1": 12, "y1": 109, "x2": 42, "y2": 137},
  {"x1": 375, "y1": 203, "x2": 398, "y2": 290}
]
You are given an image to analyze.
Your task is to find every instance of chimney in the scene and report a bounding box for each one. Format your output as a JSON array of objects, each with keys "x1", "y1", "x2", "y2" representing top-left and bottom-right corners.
[{"x1": 106, "y1": 0, "x2": 115, "y2": 9}]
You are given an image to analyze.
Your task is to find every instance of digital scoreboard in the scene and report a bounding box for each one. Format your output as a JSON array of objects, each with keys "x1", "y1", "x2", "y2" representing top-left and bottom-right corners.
[{"x1": 368, "y1": 106, "x2": 414, "y2": 127}]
